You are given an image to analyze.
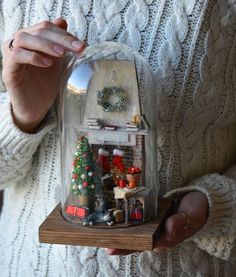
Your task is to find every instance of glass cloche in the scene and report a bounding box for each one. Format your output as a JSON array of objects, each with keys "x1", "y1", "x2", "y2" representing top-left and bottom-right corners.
[{"x1": 60, "y1": 42, "x2": 158, "y2": 228}]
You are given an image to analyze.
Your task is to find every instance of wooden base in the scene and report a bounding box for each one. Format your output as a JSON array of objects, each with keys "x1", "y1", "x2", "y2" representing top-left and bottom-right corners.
[{"x1": 39, "y1": 198, "x2": 171, "y2": 251}]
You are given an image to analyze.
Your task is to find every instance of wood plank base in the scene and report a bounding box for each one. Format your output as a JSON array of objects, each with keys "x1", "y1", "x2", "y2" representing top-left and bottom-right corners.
[{"x1": 39, "y1": 198, "x2": 171, "y2": 251}]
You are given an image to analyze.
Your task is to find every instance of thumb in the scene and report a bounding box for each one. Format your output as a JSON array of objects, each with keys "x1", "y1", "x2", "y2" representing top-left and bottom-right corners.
[
  {"x1": 164, "y1": 213, "x2": 187, "y2": 241},
  {"x1": 51, "y1": 18, "x2": 68, "y2": 30},
  {"x1": 154, "y1": 213, "x2": 188, "y2": 248}
]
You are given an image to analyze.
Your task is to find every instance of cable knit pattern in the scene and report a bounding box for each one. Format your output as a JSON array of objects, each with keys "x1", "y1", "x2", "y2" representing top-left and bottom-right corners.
[
  {"x1": 138, "y1": 251, "x2": 161, "y2": 276},
  {"x1": 155, "y1": 0, "x2": 199, "y2": 192},
  {"x1": 178, "y1": 242, "x2": 209, "y2": 276},
  {"x1": 1, "y1": 0, "x2": 236, "y2": 276},
  {"x1": 67, "y1": 0, "x2": 91, "y2": 41},
  {"x1": 0, "y1": 7, "x2": 4, "y2": 91},
  {"x1": 2, "y1": 0, "x2": 22, "y2": 41},
  {"x1": 179, "y1": 0, "x2": 236, "y2": 184},
  {"x1": 88, "y1": 0, "x2": 128, "y2": 45},
  {"x1": 118, "y1": 0, "x2": 153, "y2": 51},
  {"x1": 0, "y1": 101, "x2": 56, "y2": 187},
  {"x1": 35, "y1": 0, "x2": 54, "y2": 21},
  {"x1": 156, "y1": 0, "x2": 195, "y2": 96}
]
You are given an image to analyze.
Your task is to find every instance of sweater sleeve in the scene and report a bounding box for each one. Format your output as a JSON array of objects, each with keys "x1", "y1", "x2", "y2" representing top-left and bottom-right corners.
[
  {"x1": 164, "y1": 167, "x2": 236, "y2": 260},
  {"x1": 0, "y1": 95, "x2": 57, "y2": 188},
  {"x1": 0, "y1": 4, "x2": 5, "y2": 92}
]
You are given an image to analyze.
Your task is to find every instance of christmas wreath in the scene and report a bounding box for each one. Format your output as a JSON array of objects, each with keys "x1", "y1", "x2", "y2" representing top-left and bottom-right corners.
[{"x1": 97, "y1": 86, "x2": 126, "y2": 112}]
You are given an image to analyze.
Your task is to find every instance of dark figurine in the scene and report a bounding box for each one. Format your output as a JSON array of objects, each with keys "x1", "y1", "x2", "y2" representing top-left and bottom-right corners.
[{"x1": 83, "y1": 197, "x2": 114, "y2": 226}]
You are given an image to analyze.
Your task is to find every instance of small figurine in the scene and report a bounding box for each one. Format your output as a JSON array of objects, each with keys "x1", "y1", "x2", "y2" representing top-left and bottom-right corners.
[
  {"x1": 82, "y1": 210, "x2": 114, "y2": 226},
  {"x1": 83, "y1": 197, "x2": 114, "y2": 226}
]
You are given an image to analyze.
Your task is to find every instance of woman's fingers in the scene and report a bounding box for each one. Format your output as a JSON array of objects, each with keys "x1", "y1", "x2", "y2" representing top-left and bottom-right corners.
[
  {"x1": 31, "y1": 28, "x2": 85, "y2": 52},
  {"x1": 154, "y1": 192, "x2": 208, "y2": 250},
  {"x1": 154, "y1": 214, "x2": 193, "y2": 249},
  {"x1": 106, "y1": 248, "x2": 137, "y2": 256},
  {"x1": 11, "y1": 47, "x2": 53, "y2": 67},
  {"x1": 51, "y1": 18, "x2": 68, "y2": 30},
  {"x1": 2, "y1": 18, "x2": 86, "y2": 81},
  {"x1": 18, "y1": 19, "x2": 68, "y2": 35},
  {"x1": 2, "y1": 44, "x2": 53, "y2": 87},
  {"x1": 9, "y1": 19, "x2": 85, "y2": 56},
  {"x1": 13, "y1": 32, "x2": 66, "y2": 57}
]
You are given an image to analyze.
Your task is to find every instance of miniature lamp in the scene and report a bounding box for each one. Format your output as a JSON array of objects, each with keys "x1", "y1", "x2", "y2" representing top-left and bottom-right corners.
[{"x1": 39, "y1": 42, "x2": 165, "y2": 251}]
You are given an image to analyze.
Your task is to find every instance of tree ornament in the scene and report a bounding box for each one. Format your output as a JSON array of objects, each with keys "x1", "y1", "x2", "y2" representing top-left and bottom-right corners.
[
  {"x1": 80, "y1": 135, "x2": 85, "y2": 141},
  {"x1": 85, "y1": 166, "x2": 90, "y2": 171},
  {"x1": 72, "y1": 185, "x2": 78, "y2": 190},
  {"x1": 96, "y1": 148, "x2": 110, "y2": 176},
  {"x1": 73, "y1": 174, "x2": 78, "y2": 179},
  {"x1": 78, "y1": 185, "x2": 83, "y2": 190},
  {"x1": 83, "y1": 182, "x2": 89, "y2": 187},
  {"x1": 81, "y1": 174, "x2": 86, "y2": 179},
  {"x1": 88, "y1": 171, "x2": 93, "y2": 177},
  {"x1": 97, "y1": 86, "x2": 126, "y2": 112},
  {"x1": 91, "y1": 184, "x2": 95, "y2": 189}
]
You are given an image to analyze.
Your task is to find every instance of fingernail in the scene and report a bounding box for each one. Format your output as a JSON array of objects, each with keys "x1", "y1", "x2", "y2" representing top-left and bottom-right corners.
[
  {"x1": 71, "y1": 40, "x2": 83, "y2": 49},
  {"x1": 42, "y1": 58, "x2": 52, "y2": 66},
  {"x1": 53, "y1": 45, "x2": 65, "y2": 55}
]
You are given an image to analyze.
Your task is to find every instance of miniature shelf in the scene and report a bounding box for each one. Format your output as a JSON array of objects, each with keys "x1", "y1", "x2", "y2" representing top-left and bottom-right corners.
[
  {"x1": 39, "y1": 198, "x2": 171, "y2": 251},
  {"x1": 81, "y1": 127, "x2": 148, "y2": 135}
]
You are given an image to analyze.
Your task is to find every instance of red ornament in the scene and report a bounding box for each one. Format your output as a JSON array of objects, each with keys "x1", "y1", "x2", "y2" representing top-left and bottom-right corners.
[
  {"x1": 83, "y1": 182, "x2": 88, "y2": 187},
  {"x1": 127, "y1": 166, "x2": 142, "y2": 175},
  {"x1": 83, "y1": 153, "x2": 88, "y2": 158},
  {"x1": 85, "y1": 166, "x2": 90, "y2": 171},
  {"x1": 73, "y1": 174, "x2": 78, "y2": 179},
  {"x1": 119, "y1": 179, "x2": 126, "y2": 188},
  {"x1": 73, "y1": 161, "x2": 77, "y2": 166}
]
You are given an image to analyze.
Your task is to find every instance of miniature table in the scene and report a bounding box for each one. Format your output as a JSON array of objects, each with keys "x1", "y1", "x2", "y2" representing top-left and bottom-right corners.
[{"x1": 113, "y1": 186, "x2": 149, "y2": 224}]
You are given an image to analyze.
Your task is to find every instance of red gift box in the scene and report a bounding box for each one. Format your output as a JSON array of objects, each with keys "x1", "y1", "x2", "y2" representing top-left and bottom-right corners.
[
  {"x1": 66, "y1": 205, "x2": 77, "y2": 216},
  {"x1": 129, "y1": 207, "x2": 143, "y2": 221},
  {"x1": 76, "y1": 207, "x2": 88, "y2": 218},
  {"x1": 66, "y1": 205, "x2": 89, "y2": 219}
]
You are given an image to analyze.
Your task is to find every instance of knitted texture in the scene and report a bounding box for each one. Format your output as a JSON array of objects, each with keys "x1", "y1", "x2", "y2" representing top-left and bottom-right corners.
[
  {"x1": 0, "y1": 8, "x2": 4, "y2": 91},
  {"x1": 0, "y1": 0, "x2": 236, "y2": 276}
]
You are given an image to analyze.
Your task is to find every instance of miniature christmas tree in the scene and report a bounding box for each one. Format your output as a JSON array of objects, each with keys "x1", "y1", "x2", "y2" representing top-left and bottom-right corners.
[{"x1": 70, "y1": 135, "x2": 97, "y2": 197}]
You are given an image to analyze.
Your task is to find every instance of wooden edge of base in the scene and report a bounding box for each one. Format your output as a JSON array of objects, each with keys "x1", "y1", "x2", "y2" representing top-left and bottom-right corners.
[{"x1": 39, "y1": 198, "x2": 172, "y2": 251}]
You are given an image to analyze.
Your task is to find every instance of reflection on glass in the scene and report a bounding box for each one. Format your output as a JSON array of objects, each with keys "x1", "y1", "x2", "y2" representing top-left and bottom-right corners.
[
  {"x1": 65, "y1": 63, "x2": 93, "y2": 125},
  {"x1": 67, "y1": 63, "x2": 93, "y2": 95}
]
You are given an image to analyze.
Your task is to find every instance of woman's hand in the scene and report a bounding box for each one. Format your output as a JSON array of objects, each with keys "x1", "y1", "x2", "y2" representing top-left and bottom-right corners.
[
  {"x1": 2, "y1": 18, "x2": 86, "y2": 133},
  {"x1": 107, "y1": 191, "x2": 208, "y2": 255}
]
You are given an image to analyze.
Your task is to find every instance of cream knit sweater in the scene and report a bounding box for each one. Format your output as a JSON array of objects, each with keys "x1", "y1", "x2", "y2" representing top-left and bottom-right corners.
[{"x1": 0, "y1": 0, "x2": 236, "y2": 276}]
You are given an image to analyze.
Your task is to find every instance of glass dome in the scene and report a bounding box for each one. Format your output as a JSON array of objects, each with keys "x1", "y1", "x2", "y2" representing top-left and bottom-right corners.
[{"x1": 60, "y1": 42, "x2": 158, "y2": 228}]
